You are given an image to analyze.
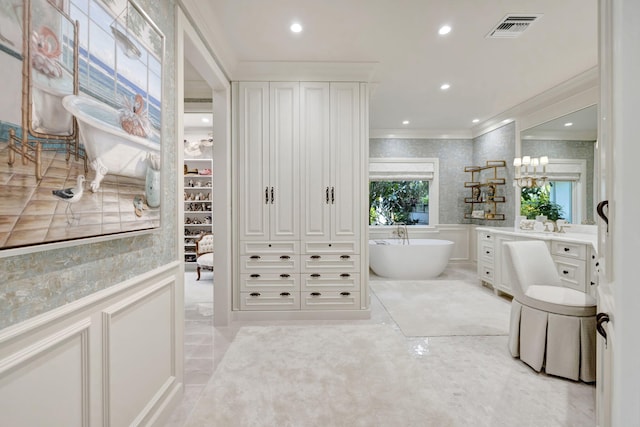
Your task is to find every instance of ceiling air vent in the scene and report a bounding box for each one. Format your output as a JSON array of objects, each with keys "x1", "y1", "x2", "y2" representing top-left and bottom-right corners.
[{"x1": 486, "y1": 14, "x2": 542, "y2": 38}]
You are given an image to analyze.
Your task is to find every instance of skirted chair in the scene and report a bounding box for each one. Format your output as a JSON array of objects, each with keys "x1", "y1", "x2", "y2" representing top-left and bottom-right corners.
[
  {"x1": 504, "y1": 240, "x2": 596, "y2": 382},
  {"x1": 195, "y1": 233, "x2": 214, "y2": 280}
]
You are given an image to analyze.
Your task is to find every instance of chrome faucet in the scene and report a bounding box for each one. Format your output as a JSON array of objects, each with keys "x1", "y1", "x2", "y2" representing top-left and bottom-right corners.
[{"x1": 392, "y1": 222, "x2": 410, "y2": 245}]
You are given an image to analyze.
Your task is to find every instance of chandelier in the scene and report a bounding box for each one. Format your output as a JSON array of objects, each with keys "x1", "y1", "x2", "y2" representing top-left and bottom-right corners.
[{"x1": 513, "y1": 156, "x2": 549, "y2": 188}]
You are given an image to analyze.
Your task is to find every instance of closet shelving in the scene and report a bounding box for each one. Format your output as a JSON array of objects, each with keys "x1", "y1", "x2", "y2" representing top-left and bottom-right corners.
[{"x1": 183, "y1": 158, "x2": 212, "y2": 264}]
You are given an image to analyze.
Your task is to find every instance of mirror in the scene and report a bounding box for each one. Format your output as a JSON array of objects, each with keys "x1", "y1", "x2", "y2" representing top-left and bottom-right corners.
[{"x1": 519, "y1": 105, "x2": 597, "y2": 224}]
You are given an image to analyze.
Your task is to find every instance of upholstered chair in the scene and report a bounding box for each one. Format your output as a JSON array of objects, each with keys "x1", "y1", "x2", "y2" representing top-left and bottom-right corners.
[
  {"x1": 504, "y1": 240, "x2": 596, "y2": 382},
  {"x1": 195, "y1": 233, "x2": 214, "y2": 280}
]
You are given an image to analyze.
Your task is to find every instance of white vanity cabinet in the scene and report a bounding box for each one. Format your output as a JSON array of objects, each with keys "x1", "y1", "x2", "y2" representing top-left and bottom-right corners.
[
  {"x1": 476, "y1": 227, "x2": 597, "y2": 296},
  {"x1": 477, "y1": 231, "x2": 495, "y2": 285}
]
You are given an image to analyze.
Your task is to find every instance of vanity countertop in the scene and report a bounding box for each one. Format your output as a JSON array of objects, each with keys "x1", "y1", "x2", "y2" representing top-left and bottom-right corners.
[{"x1": 476, "y1": 226, "x2": 597, "y2": 249}]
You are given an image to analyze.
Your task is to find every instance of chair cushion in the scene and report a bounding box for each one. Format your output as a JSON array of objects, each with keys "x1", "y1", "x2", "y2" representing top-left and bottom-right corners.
[
  {"x1": 197, "y1": 253, "x2": 214, "y2": 268},
  {"x1": 520, "y1": 285, "x2": 596, "y2": 317}
]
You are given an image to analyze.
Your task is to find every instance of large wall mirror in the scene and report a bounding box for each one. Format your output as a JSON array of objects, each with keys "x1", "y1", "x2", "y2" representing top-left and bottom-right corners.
[{"x1": 518, "y1": 105, "x2": 597, "y2": 225}]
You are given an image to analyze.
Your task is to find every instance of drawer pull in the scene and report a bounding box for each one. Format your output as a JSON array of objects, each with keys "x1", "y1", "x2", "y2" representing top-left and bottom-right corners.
[
  {"x1": 250, "y1": 274, "x2": 261, "y2": 278},
  {"x1": 310, "y1": 274, "x2": 321, "y2": 278},
  {"x1": 280, "y1": 274, "x2": 290, "y2": 278},
  {"x1": 564, "y1": 247, "x2": 570, "y2": 252},
  {"x1": 340, "y1": 273, "x2": 351, "y2": 278},
  {"x1": 280, "y1": 255, "x2": 291, "y2": 260},
  {"x1": 340, "y1": 255, "x2": 351, "y2": 259},
  {"x1": 310, "y1": 255, "x2": 321, "y2": 259},
  {"x1": 280, "y1": 292, "x2": 290, "y2": 297},
  {"x1": 250, "y1": 255, "x2": 261, "y2": 260},
  {"x1": 340, "y1": 292, "x2": 351, "y2": 296},
  {"x1": 486, "y1": 271, "x2": 490, "y2": 275},
  {"x1": 485, "y1": 251, "x2": 490, "y2": 254},
  {"x1": 310, "y1": 292, "x2": 321, "y2": 296},
  {"x1": 591, "y1": 281, "x2": 596, "y2": 286},
  {"x1": 562, "y1": 270, "x2": 569, "y2": 275},
  {"x1": 249, "y1": 292, "x2": 261, "y2": 297}
]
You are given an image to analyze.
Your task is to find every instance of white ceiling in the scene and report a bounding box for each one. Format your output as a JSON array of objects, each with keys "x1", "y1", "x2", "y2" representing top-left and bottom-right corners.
[{"x1": 182, "y1": 0, "x2": 598, "y2": 133}]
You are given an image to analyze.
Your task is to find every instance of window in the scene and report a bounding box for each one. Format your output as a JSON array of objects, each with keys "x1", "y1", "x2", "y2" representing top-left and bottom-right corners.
[
  {"x1": 548, "y1": 181, "x2": 573, "y2": 222},
  {"x1": 369, "y1": 181, "x2": 429, "y2": 225},
  {"x1": 518, "y1": 159, "x2": 586, "y2": 224},
  {"x1": 369, "y1": 158, "x2": 439, "y2": 226}
]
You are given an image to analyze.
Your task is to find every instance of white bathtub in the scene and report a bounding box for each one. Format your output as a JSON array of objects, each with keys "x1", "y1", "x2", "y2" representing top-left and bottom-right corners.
[
  {"x1": 369, "y1": 239, "x2": 454, "y2": 279},
  {"x1": 62, "y1": 95, "x2": 160, "y2": 192}
]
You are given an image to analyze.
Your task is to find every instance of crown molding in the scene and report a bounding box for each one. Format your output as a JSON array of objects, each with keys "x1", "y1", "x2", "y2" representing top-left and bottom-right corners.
[
  {"x1": 471, "y1": 66, "x2": 598, "y2": 138},
  {"x1": 231, "y1": 61, "x2": 378, "y2": 82},
  {"x1": 370, "y1": 128, "x2": 473, "y2": 140}
]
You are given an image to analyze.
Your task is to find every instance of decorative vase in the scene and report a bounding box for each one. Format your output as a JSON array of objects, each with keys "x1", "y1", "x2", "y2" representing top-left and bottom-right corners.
[{"x1": 145, "y1": 166, "x2": 161, "y2": 208}]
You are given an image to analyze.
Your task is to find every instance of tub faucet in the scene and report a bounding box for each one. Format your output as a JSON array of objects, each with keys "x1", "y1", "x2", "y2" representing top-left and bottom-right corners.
[{"x1": 393, "y1": 223, "x2": 410, "y2": 245}]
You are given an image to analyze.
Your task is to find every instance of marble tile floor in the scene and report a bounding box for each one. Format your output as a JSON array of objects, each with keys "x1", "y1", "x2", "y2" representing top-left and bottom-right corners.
[
  {"x1": 164, "y1": 265, "x2": 596, "y2": 427},
  {"x1": 0, "y1": 142, "x2": 159, "y2": 248}
]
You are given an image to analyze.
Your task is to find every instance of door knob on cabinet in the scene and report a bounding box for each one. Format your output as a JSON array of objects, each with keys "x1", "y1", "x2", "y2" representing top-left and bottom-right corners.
[
  {"x1": 331, "y1": 187, "x2": 335, "y2": 204},
  {"x1": 326, "y1": 187, "x2": 329, "y2": 204},
  {"x1": 265, "y1": 187, "x2": 269, "y2": 204},
  {"x1": 271, "y1": 187, "x2": 274, "y2": 204}
]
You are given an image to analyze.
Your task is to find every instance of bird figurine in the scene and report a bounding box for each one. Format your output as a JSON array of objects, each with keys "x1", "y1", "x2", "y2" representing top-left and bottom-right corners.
[{"x1": 52, "y1": 175, "x2": 85, "y2": 223}]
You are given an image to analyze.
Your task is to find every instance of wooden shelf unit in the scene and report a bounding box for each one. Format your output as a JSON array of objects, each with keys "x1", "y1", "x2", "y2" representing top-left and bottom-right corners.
[{"x1": 464, "y1": 160, "x2": 506, "y2": 220}]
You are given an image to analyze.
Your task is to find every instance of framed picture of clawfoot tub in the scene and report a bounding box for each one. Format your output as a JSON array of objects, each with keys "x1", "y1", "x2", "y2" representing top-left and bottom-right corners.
[{"x1": 0, "y1": 0, "x2": 164, "y2": 251}]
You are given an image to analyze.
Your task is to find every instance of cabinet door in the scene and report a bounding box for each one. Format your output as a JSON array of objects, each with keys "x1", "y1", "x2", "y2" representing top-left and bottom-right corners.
[
  {"x1": 300, "y1": 82, "x2": 331, "y2": 239},
  {"x1": 269, "y1": 82, "x2": 299, "y2": 240},
  {"x1": 330, "y1": 82, "x2": 360, "y2": 240},
  {"x1": 238, "y1": 82, "x2": 270, "y2": 240}
]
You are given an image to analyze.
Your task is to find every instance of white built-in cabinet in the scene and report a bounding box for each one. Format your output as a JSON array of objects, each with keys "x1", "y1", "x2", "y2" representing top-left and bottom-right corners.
[
  {"x1": 238, "y1": 82, "x2": 299, "y2": 241},
  {"x1": 234, "y1": 81, "x2": 367, "y2": 315},
  {"x1": 300, "y1": 82, "x2": 360, "y2": 241}
]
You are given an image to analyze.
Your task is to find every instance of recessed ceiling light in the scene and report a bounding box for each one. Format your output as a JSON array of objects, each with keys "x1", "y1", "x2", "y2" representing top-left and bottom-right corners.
[
  {"x1": 201, "y1": 117, "x2": 210, "y2": 123},
  {"x1": 290, "y1": 22, "x2": 303, "y2": 33},
  {"x1": 472, "y1": 118, "x2": 480, "y2": 123},
  {"x1": 402, "y1": 120, "x2": 410, "y2": 125},
  {"x1": 438, "y1": 25, "x2": 452, "y2": 35},
  {"x1": 564, "y1": 122, "x2": 573, "y2": 127},
  {"x1": 440, "y1": 83, "x2": 450, "y2": 90}
]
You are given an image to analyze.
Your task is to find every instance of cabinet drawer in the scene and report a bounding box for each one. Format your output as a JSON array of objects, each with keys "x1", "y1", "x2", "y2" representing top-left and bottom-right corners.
[
  {"x1": 240, "y1": 273, "x2": 300, "y2": 292},
  {"x1": 479, "y1": 232, "x2": 493, "y2": 242},
  {"x1": 240, "y1": 241, "x2": 299, "y2": 255},
  {"x1": 301, "y1": 273, "x2": 360, "y2": 291},
  {"x1": 480, "y1": 242, "x2": 494, "y2": 261},
  {"x1": 301, "y1": 254, "x2": 360, "y2": 273},
  {"x1": 554, "y1": 257, "x2": 587, "y2": 292},
  {"x1": 301, "y1": 291, "x2": 361, "y2": 310},
  {"x1": 303, "y1": 241, "x2": 358, "y2": 255},
  {"x1": 240, "y1": 291, "x2": 300, "y2": 311},
  {"x1": 551, "y1": 241, "x2": 586, "y2": 260},
  {"x1": 240, "y1": 255, "x2": 299, "y2": 273},
  {"x1": 479, "y1": 265, "x2": 494, "y2": 283}
]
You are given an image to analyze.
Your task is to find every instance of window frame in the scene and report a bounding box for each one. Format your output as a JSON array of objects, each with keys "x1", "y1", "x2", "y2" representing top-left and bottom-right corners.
[{"x1": 368, "y1": 158, "x2": 439, "y2": 227}]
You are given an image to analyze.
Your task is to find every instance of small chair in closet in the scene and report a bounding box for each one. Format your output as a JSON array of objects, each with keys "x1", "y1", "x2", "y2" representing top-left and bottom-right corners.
[
  {"x1": 195, "y1": 233, "x2": 214, "y2": 280},
  {"x1": 504, "y1": 240, "x2": 596, "y2": 382}
]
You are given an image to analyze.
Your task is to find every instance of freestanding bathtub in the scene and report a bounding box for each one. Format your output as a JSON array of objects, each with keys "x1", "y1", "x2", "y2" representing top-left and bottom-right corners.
[
  {"x1": 369, "y1": 239, "x2": 454, "y2": 279},
  {"x1": 62, "y1": 95, "x2": 160, "y2": 192}
]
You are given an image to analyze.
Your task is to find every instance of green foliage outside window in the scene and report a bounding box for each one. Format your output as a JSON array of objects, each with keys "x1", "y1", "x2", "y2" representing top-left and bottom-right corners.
[
  {"x1": 520, "y1": 184, "x2": 564, "y2": 221},
  {"x1": 369, "y1": 181, "x2": 429, "y2": 225}
]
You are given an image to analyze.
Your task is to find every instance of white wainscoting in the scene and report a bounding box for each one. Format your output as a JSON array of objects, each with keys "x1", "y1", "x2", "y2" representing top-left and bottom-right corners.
[
  {"x1": 368, "y1": 224, "x2": 474, "y2": 262},
  {"x1": 0, "y1": 262, "x2": 183, "y2": 427}
]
